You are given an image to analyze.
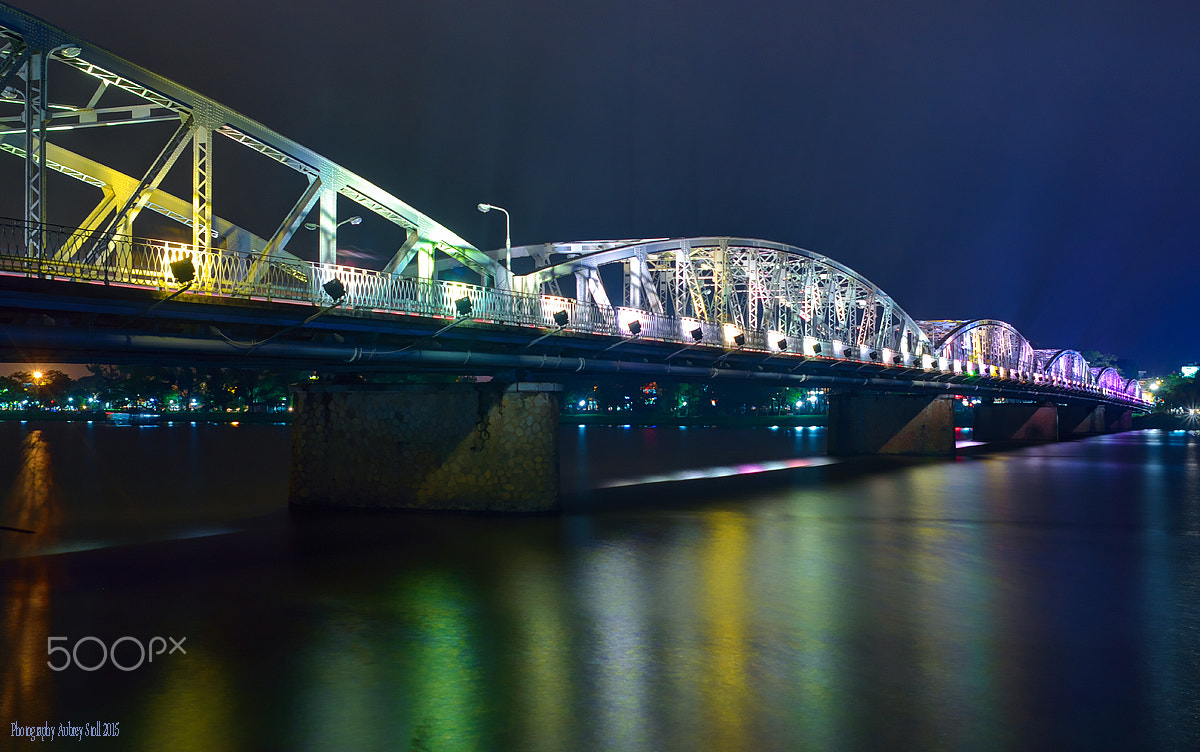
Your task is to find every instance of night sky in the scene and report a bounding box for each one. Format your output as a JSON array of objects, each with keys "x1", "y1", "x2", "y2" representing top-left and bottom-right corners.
[{"x1": 9, "y1": 0, "x2": 1200, "y2": 373}]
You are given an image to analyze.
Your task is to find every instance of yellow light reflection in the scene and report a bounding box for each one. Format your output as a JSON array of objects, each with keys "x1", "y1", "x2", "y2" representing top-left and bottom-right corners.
[
  {"x1": 701, "y1": 510, "x2": 749, "y2": 749},
  {"x1": 910, "y1": 463, "x2": 1001, "y2": 749},
  {"x1": 140, "y1": 652, "x2": 235, "y2": 751},
  {"x1": 499, "y1": 552, "x2": 571, "y2": 752},
  {"x1": 0, "y1": 430, "x2": 61, "y2": 725}
]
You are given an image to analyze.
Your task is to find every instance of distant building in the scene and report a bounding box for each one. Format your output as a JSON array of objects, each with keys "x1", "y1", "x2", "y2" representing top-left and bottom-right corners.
[{"x1": 1182, "y1": 365, "x2": 1199, "y2": 378}]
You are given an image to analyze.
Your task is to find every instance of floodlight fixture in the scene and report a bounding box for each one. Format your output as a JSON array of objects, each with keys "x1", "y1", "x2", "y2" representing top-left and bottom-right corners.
[
  {"x1": 528, "y1": 309, "x2": 574, "y2": 347},
  {"x1": 776, "y1": 338, "x2": 788, "y2": 351},
  {"x1": 689, "y1": 327, "x2": 703, "y2": 342},
  {"x1": 169, "y1": 257, "x2": 195, "y2": 284},
  {"x1": 869, "y1": 350, "x2": 880, "y2": 361},
  {"x1": 455, "y1": 297, "x2": 473, "y2": 316},
  {"x1": 627, "y1": 320, "x2": 642, "y2": 336},
  {"x1": 893, "y1": 355, "x2": 903, "y2": 365},
  {"x1": 118, "y1": 256, "x2": 195, "y2": 330},
  {"x1": 733, "y1": 333, "x2": 746, "y2": 348},
  {"x1": 322, "y1": 278, "x2": 347, "y2": 302},
  {"x1": 812, "y1": 343, "x2": 822, "y2": 354}
]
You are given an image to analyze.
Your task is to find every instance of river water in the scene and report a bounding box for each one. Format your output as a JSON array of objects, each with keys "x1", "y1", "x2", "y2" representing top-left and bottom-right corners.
[{"x1": 1, "y1": 422, "x2": 1198, "y2": 751}]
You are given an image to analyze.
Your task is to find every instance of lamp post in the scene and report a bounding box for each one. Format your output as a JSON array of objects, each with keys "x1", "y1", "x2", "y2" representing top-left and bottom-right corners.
[
  {"x1": 303, "y1": 215, "x2": 362, "y2": 266},
  {"x1": 303, "y1": 215, "x2": 362, "y2": 231},
  {"x1": 477, "y1": 202, "x2": 511, "y2": 284}
]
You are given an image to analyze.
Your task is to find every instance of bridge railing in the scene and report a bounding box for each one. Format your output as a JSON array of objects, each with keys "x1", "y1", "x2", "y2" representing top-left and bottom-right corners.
[{"x1": 0, "y1": 219, "x2": 1151, "y2": 407}]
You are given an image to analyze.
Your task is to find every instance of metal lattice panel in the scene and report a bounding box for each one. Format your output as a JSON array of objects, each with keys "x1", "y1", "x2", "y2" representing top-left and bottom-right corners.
[
  {"x1": 1092, "y1": 367, "x2": 1125, "y2": 394},
  {"x1": 523, "y1": 237, "x2": 931, "y2": 355},
  {"x1": 1034, "y1": 349, "x2": 1093, "y2": 387},
  {"x1": 918, "y1": 319, "x2": 1035, "y2": 375},
  {"x1": 1123, "y1": 378, "x2": 1143, "y2": 400}
]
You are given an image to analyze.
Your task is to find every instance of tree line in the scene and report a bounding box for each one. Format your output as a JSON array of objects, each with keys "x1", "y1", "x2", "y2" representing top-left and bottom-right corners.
[{"x1": 0, "y1": 365, "x2": 307, "y2": 412}]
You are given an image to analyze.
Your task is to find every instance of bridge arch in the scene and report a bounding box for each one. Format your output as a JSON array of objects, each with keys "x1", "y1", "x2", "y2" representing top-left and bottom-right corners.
[
  {"x1": 915, "y1": 319, "x2": 1035, "y2": 375},
  {"x1": 1092, "y1": 367, "x2": 1126, "y2": 395},
  {"x1": 1124, "y1": 378, "x2": 1144, "y2": 401},
  {"x1": 1035, "y1": 349, "x2": 1093, "y2": 387},
  {"x1": 520, "y1": 237, "x2": 932, "y2": 356}
]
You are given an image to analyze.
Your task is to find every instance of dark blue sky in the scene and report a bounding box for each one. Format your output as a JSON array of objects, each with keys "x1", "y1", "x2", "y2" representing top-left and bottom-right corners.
[{"x1": 13, "y1": 0, "x2": 1200, "y2": 373}]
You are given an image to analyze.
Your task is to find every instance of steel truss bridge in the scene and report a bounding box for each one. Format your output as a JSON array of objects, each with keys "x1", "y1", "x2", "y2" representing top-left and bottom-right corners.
[{"x1": 0, "y1": 4, "x2": 1147, "y2": 411}]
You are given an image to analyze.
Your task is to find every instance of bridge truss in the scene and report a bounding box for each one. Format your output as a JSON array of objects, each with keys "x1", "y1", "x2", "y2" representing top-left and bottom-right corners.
[
  {"x1": 0, "y1": 3, "x2": 1148, "y2": 409},
  {"x1": 0, "y1": 3, "x2": 503, "y2": 286}
]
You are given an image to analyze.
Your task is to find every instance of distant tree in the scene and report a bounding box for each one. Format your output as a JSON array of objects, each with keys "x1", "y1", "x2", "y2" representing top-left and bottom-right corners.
[
  {"x1": 1160, "y1": 374, "x2": 1200, "y2": 412},
  {"x1": 37, "y1": 370, "x2": 74, "y2": 405},
  {"x1": 6, "y1": 369, "x2": 72, "y2": 406},
  {"x1": 0, "y1": 374, "x2": 24, "y2": 405},
  {"x1": 1081, "y1": 350, "x2": 1118, "y2": 371}
]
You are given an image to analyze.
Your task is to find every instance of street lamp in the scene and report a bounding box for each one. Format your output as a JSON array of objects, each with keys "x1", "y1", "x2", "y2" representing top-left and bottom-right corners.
[
  {"x1": 477, "y1": 202, "x2": 511, "y2": 278},
  {"x1": 303, "y1": 215, "x2": 362, "y2": 231}
]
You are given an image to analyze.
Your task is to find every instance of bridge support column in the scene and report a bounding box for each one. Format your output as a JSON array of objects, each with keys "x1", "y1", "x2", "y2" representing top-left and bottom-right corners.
[
  {"x1": 827, "y1": 394, "x2": 955, "y2": 456},
  {"x1": 290, "y1": 382, "x2": 562, "y2": 512},
  {"x1": 1107, "y1": 409, "x2": 1133, "y2": 432},
  {"x1": 973, "y1": 402, "x2": 1059, "y2": 442},
  {"x1": 1061, "y1": 403, "x2": 1106, "y2": 436}
]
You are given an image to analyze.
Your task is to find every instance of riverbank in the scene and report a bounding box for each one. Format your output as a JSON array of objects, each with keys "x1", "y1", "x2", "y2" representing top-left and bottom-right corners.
[
  {"x1": 562, "y1": 413, "x2": 828, "y2": 428},
  {"x1": 4, "y1": 409, "x2": 1167, "y2": 430},
  {"x1": 1133, "y1": 413, "x2": 1195, "y2": 430},
  {"x1": 0, "y1": 410, "x2": 290, "y2": 424}
]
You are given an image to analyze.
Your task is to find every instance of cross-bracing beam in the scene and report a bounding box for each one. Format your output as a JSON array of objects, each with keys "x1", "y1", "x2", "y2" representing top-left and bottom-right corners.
[{"x1": 0, "y1": 2, "x2": 498, "y2": 284}]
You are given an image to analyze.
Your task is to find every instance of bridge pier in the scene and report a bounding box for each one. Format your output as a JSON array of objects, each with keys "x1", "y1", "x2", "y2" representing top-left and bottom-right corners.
[
  {"x1": 973, "y1": 401, "x2": 1059, "y2": 442},
  {"x1": 1107, "y1": 408, "x2": 1133, "y2": 432},
  {"x1": 1060, "y1": 403, "x2": 1107, "y2": 437},
  {"x1": 290, "y1": 382, "x2": 562, "y2": 512},
  {"x1": 827, "y1": 393, "x2": 955, "y2": 456}
]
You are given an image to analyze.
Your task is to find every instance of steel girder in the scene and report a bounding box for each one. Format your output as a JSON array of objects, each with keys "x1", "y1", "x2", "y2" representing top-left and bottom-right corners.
[
  {"x1": 0, "y1": 3, "x2": 498, "y2": 283},
  {"x1": 520, "y1": 237, "x2": 931, "y2": 356},
  {"x1": 918, "y1": 319, "x2": 1036, "y2": 376}
]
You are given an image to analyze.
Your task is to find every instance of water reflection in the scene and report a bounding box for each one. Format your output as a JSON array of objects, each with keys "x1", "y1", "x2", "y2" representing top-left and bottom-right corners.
[
  {"x1": 2, "y1": 425, "x2": 1199, "y2": 749},
  {"x1": 403, "y1": 574, "x2": 483, "y2": 752},
  {"x1": 140, "y1": 652, "x2": 235, "y2": 751},
  {"x1": 0, "y1": 430, "x2": 61, "y2": 726},
  {"x1": 501, "y1": 552, "x2": 571, "y2": 752},
  {"x1": 583, "y1": 541, "x2": 651, "y2": 750},
  {"x1": 699, "y1": 511, "x2": 748, "y2": 750}
]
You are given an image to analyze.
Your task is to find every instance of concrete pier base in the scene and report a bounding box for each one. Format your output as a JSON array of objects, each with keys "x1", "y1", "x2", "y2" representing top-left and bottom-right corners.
[
  {"x1": 974, "y1": 402, "x2": 1059, "y2": 442},
  {"x1": 1107, "y1": 409, "x2": 1133, "y2": 432},
  {"x1": 827, "y1": 393, "x2": 955, "y2": 456},
  {"x1": 290, "y1": 382, "x2": 562, "y2": 512},
  {"x1": 1061, "y1": 403, "x2": 1106, "y2": 436}
]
